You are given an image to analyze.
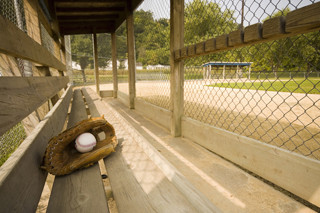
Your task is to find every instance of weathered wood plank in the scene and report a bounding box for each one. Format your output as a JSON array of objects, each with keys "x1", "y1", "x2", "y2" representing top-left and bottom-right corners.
[
  {"x1": 263, "y1": 16, "x2": 285, "y2": 38},
  {"x1": 187, "y1": 44, "x2": 196, "y2": 56},
  {"x1": 182, "y1": 116, "x2": 320, "y2": 207},
  {"x1": 195, "y1": 42, "x2": 205, "y2": 54},
  {"x1": 229, "y1": 29, "x2": 244, "y2": 46},
  {"x1": 47, "y1": 89, "x2": 109, "y2": 213},
  {"x1": 174, "y1": 49, "x2": 181, "y2": 60},
  {"x1": 0, "y1": 86, "x2": 72, "y2": 213},
  {"x1": 286, "y1": 2, "x2": 320, "y2": 33},
  {"x1": 111, "y1": 32, "x2": 118, "y2": 98},
  {"x1": 102, "y1": 98, "x2": 221, "y2": 213},
  {"x1": 92, "y1": 33, "x2": 100, "y2": 96},
  {"x1": 205, "y1": 38, "x2": 216, "y2": 52},
  {"x1": 0, "y1": 15, "x2": 66, "y2": 71},
  {"x1": 100, "y1": 90, "x2": 114, "y2": 98},
  {"x1": 82, "y1": 88, "x2": 201, "y2": 213},
  {"x1": 244, "y1": 23, "x2": 262, "y2": 43},
  {"x1": 180, "y1": 47, "x2": 188, "y2": 58},
  {"x1": 0, "y1": 76, "x2": 69, "y2": 136},
  {"x1": 170, "y1": 0, "x2": 184, "y2": 137},
  {"x1": 215, "y1": 34, "x2": 228, "y2": 50},
  {"x1": 127, "y1": 11, "x2": 136, "y2": 109}
]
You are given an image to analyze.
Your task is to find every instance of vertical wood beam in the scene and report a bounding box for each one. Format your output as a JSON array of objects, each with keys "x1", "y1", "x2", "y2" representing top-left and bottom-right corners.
[
  {"x1": 111, "y1": 32, "x2": 118, "y2": 98},
  {"x1": 170, "y1": 0, "x2": 184, "y2": 137},
  {"x1": 92, "y1": 33, "x2": 100, "y2": 95},
  {"x1": 126, "y1": 11, "x2": 136, "y2": 109}
]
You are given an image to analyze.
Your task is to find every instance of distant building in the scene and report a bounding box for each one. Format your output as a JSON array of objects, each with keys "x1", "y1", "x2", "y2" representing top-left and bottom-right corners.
[{"x1": 146, "y1": 64, "x2": 170, "y2": 70}]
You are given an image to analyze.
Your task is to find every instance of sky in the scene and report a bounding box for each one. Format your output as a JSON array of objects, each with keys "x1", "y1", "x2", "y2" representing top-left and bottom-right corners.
[{"x1": 138, "y1": 0, "x2": 319, "y2": 26}]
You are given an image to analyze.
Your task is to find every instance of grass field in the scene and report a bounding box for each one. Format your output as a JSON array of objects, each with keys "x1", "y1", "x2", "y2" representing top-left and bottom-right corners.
[{"x1": 209, "y1": 78, "x2": 320, "y2": 94}]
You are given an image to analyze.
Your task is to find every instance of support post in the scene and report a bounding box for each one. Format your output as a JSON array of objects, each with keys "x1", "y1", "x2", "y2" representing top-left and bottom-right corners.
[
  {"x1": 170, "y1": 0, "x2": 184, "y2": 137},
  {"x1": 223, "y1": 65, "x2": 226, "y2": 79},
  {"x1": 248, "y1": 65, "x2": 251, "y2": 80},
  {"x1": 92, "y1": 33, "x2": 100, "y2": 95},
  {"x1": 111, "y1": 32, "x2": 118, "y2": 98},
  {"x1": 126, "y1": 11, "x2": 136, "y2": 109}
]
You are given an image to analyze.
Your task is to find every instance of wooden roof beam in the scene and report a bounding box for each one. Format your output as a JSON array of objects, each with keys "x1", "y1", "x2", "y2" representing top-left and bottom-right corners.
[
  {"x1": 55, "y1": 1, "x2": 126, "y2": 8},
  {"x1": 58, "y1": 15, "x2": 118, "y2": 22}
]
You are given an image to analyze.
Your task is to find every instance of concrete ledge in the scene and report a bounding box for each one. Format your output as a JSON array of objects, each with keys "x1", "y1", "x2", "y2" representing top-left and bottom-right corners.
[
  {"x1": 181, "y1": 116, "x2": 320, "y2": 207},
  {"x1": 135, "y1": 98, "x2": 172, "y2": 131}
]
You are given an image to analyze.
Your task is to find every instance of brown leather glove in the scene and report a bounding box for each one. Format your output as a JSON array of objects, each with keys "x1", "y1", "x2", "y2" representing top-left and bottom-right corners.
[{"x1": 42, "y1": 116, "x2": 117, "y2": 176}]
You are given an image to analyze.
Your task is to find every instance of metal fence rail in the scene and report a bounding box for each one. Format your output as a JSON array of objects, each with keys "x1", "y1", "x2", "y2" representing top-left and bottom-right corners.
[{"x1": 183, "y1": 0, "x2": 320, "y2": 160}]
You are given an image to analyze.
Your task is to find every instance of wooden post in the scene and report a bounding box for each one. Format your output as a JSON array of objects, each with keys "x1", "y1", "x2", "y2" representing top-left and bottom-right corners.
[
  {"x1": 111, "y1": 32, "x2": 118, "y2": 98},
  {"x1": 126, "y1": 11, "x2": 136, "y2": 109},
  {"x1": 92, "y1": 33, "x2": 100, "y2": 95},
  {"x1": 170, "y1": 0, "x2": 184, "y2": 137}
]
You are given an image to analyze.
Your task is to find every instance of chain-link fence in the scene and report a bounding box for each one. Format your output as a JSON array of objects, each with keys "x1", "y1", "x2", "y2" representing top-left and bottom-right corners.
[
  {"x1": 0, "y1": 0, "x2": 27, "y2": 32},
  {"x1": 183, "y1": 0, "x2": 320, "y2": 160},
  {"x1": 70, "y1": 34, "x2": 113, "y2": 87},
  {"x1": 134, "y1": 0, "x2": 171, "y2": 109},
  {"x1": 0, "y1": 0, "x2": 29, "y2": 167},
  {"x1": 0, "y1": 123, "x2": 26, "y2": 167}
]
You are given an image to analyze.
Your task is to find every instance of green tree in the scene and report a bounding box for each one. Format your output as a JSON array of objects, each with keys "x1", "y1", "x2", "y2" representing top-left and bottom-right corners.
[{"x1": 71, "y1": 34, "x2": 112, "y2": 81}]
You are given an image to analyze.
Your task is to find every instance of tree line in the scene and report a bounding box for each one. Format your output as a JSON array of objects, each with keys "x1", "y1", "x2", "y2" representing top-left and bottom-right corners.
[{"x1": 71, "y1": 0, "x2": 320, "y2": 78}]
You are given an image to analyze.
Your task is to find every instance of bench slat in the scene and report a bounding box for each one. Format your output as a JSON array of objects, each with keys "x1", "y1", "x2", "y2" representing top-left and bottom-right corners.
[
  {"x1": 47, "y1": 89, "x2": 109, "y2": 213},
  {"x1": 82, "y1": 88, "x2": 198, "y2": 213},
  {"x1": 0, "y1": 76, "x2": 69, "y2": 136},
  {"x1": 0, "y1": 86, "x2": 72, "y2": 213}
]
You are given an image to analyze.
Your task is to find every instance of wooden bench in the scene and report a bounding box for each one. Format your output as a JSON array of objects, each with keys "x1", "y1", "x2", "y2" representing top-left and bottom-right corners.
[
  {"x1": 0, "y1": 80, "x2": 111, "y2": 212},
  {"x1": 0, "y1": 79, "x2": 219, "y2": 212}
]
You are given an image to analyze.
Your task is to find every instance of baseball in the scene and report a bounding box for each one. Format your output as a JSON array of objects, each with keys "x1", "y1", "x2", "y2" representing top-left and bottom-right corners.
[{"x1": 75, "y1": 132, "x2": 97, "y2": 153}]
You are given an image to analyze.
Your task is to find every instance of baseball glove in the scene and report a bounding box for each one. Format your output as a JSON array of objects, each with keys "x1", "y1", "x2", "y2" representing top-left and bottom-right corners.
[{"x1": 42, "y1": 116, "x2": 117, "y2": 176}]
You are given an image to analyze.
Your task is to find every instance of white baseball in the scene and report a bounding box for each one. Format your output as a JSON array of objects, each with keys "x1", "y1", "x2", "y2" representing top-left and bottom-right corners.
[{"x1": 75, "y1": 132, "x2": 97, "y2": 153}]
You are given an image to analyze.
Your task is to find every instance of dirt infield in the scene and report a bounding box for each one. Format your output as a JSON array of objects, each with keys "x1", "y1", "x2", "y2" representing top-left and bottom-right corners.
[{"x1": 92, "y1": 80, "x2": 320, "y2": 160}]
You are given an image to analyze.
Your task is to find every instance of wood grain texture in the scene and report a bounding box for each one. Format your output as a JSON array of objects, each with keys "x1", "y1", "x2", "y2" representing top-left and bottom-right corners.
[
  {"x1": 187, "y1": 44, "x2": 196, "y2": 56},
  {"x1": 126, "y1": 11, "x2": 136, "y2": 109},
  {"x1": 174, "y1": 4, "x2": 320, "y2": 61},
  {"x1": 181, "y1": 116, "x2": 320, "y2": 207},
  {"x1": 100, "y1": 90, "x2": 114, "y2": 98},
  {"x1": 47, "y1": 89, "x2": 109, "y2": 213},
  {"x1": 244, "y1": 23, "x2": 262, "y2": 42},
  {"x1": 0, "y1": 15, "x2": 66, "y2": 71},
  {"x1": 229, "y1": 29, "x2": 244, "y2": 46},
  {"x1": 93, "y1": 33, "x2": 100, "y2": 96},
  {"x1": 196, "y1": 42, "x2": 205, "y2": 54},
  {"x1": 263, "y1": 16, "x2": 285, "y2": 38},
  {"x1": 286, "y1": 2, "x2": 320, "y2": 33},
  {"x1": 215, "y1": 34, "x2": 228, "y2": 50},
  {"x1": 170, "y1": 0, "x2": 184, "y2": 137},
  {"x1": 205, "y1": 38, "x2": 216, "y2": 52},
  {"x1": 0, "y1": 76, "x2": 69, "y2": 136},
  {"x1": 174, "y1": 49, "x2": 181, "y2": 60},
  {"x1": 111, "y1": 32, "x2": 118, "y2": 98},
  {"x1": 82, "y1": 88, "x2": 201, "y2": 213},
  {"x1": 180, "y1": 47, "x2": 188, "y2": 58},
  {"x1": 0, "y1": 86, "x2": 72, "y2": 213},
  {"x1": 102, "y1": 98, "x2": 221, "y2": 213}
]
